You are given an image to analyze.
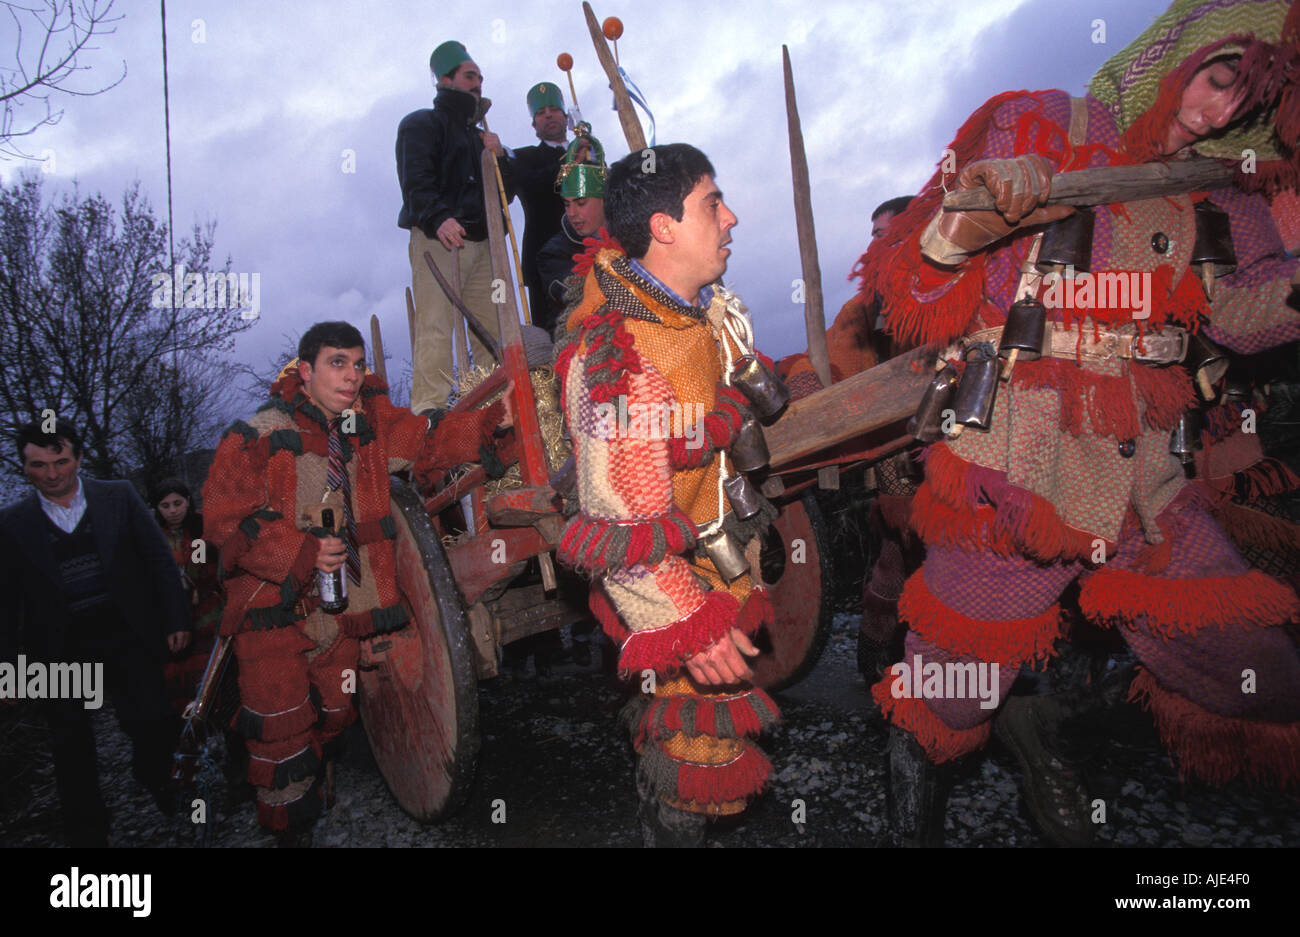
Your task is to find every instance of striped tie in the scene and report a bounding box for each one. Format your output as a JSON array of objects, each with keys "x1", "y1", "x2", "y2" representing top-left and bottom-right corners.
[{"x1": 327, "y1": 418, "x2": 362, "y2": 585}]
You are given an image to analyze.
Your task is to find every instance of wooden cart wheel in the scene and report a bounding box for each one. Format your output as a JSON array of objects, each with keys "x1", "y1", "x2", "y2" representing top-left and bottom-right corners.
[
  {"x1": 749, "y1": 490, "x2": 835, "y2": 692},
  {"x1": 357, "y1": 478, "x2": 480, "y2": 821}
]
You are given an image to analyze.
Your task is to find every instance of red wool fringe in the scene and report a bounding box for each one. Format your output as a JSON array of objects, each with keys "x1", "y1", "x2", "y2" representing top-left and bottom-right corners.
[
  {"x1": 583, "y1": 310, "x2": 644, "y2": 404},
  {"x1": 636, "y1": 687, "x2": 780, "y2": 746},
  {"x1": 898, "y1": 571, "x2": 1063, "y2": 666},
  {"x1": 618, "y1": 590, "x2": 741, "y2": 677},
  {"x1": 871, "y1": 679, "x2": 991, "y2": 764},
  {"x1": 557, "y1": 507, "x2": 695, "y2": 576},
  {"x1": 914, "y1": 444, "x2": 1106, "y2": 562},
  {"x1": 735, "y1": 587, "x2": 774, "y2": 636},
  {"x1": 672, "y1": 744, "x2": 772, "y2": 805},
  {"x1": 1213, "y1": 501, "x2": 1300, "y2": 556},
  {"x1": 587, "y1": 583, "x2": 629, "y2": 646},
  {"x1": 1079, "y1": 568, "x2": 1300, "y2": 638},
  {"x1": 570, "y1": 228, "x2": 624, "y2": 277},
  {"x1": 1011, "y1": 358, "x2": 1140, "y2": 439},
  {"x1": 1129, "y1": 668, "x2": 1300, "y2": 789}
]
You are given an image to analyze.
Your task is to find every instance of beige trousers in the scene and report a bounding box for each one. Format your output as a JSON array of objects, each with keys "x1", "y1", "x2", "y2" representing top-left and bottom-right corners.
[{"x1": 408, "y1": 230, "x2": 501, "y2": 413}]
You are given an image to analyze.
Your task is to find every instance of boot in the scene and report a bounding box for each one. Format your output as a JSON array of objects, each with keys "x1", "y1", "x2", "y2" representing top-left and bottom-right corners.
[
  {"x1": 635, "y1": 763, "x2": 706, "y2": 848},
  {"x1": 886, "y1": 726, "x2": 953, "y2": 847},
  {"x1": 994, "y1": 693, "x2": 1094, "y2": 848}
]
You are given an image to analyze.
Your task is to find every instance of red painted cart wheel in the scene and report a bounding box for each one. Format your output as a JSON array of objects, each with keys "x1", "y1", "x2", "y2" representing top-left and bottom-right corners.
[
  {"x1": 357, "y1": 478, "x2": 480, "y2": 821},
  {"x1": 749, "y1": 491, "x2": 835, "y2": 691}
]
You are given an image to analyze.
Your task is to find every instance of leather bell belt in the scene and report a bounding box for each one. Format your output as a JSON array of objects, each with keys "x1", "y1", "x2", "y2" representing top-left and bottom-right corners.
[{"x1": 963, "y1": 322, "x2": 1188, "y2": 367}]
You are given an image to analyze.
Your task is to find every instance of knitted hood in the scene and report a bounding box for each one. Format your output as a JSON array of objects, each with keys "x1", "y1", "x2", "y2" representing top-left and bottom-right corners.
[{"x1": 1088, "y1": 0, "x2": 1299, "y2": 180}]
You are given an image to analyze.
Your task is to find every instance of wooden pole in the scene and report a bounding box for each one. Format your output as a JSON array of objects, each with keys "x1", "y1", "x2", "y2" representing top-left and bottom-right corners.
[
  {"x1": 582, "y1": 2, "x2": 646, "y2": 152},
  {"x1": 369, "y1": 314, "x2": 387, "y2": 382},
  {"x1": 943, "y1": 158, "x2": 1235, "y2": 211},
  {"x1": 405, "y1": 287, "x2": 416, "y2": 359},
  {"x1": 481, "y1": 149, "x2": 549, "y2": 487},
  {"x1": 479, "y1": 113, "x2": 532, "y2": 326},
  {"x1": 782, "y1": 45, "x2": 831, "y2": 392},
  {"x1": 421, "y1": 251, "x2": 502, "y2": 364}
]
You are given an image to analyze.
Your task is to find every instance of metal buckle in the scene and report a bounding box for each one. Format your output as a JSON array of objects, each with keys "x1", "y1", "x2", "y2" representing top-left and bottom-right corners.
[{"x1": 1131, "y1": 328, "x2": 1188, "y2": 365}]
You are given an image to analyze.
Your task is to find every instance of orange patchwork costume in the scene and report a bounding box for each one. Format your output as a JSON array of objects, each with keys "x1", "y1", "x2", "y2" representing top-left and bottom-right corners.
[
  {"x1": 554, "y1": 237, "x2": 780, "y2": 821},
  {"x1": 859, "y1": 0, "x2": 1300, "y2": 791},
  {"x1": 202, "y1": 363, "x2": 503, "y2": 832}
]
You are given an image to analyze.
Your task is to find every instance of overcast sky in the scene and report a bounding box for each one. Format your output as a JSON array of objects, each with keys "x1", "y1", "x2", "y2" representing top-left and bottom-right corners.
[{"x1": 4, "y1": 0, "x2": 1176, "y2": 408}]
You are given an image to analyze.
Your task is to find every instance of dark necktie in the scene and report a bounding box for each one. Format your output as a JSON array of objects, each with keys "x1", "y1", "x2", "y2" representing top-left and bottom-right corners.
[{"x1": 327, "y1": 418, "x2": 362, "y2": 585}]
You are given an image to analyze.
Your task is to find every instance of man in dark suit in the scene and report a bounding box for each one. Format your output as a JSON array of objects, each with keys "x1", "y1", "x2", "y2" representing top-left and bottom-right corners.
[
  {"x1": 508, "y1": 81, "x2": 570, "y2": 332},
  {"x1": 0, "y1": 419, "x2": 191, "y2": 846}
]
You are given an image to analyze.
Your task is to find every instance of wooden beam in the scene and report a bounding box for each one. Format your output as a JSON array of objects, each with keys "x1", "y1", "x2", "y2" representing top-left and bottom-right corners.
[
  {"x1": 369, "y1": 314, "x2": 387, "y2": 382},
  {"x1": 943, "y1": 158, "x2": 1234, "y2": 212},
  {"x1": 583, "y1": 2, "x2": 646, "y2": 152},
  {"x1": 765, "y1": 346, "x2": 932, "y2": 469}
]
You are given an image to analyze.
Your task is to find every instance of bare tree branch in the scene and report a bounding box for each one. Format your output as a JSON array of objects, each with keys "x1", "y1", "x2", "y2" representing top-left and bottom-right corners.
[{"x1": 0, "y1": 0, "x2": 126, "y2": 161}]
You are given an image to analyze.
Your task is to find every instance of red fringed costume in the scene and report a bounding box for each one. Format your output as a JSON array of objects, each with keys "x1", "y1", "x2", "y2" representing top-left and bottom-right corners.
[
  {"x1": 860, "y1": 0, "x2": 1300, "y2": 789},
  {"x1": 202, "y1": 363, "x2": 503, "y2": 831},
  {"x1": 554, "y1": 236, "x2": 781, "y2": 817}
]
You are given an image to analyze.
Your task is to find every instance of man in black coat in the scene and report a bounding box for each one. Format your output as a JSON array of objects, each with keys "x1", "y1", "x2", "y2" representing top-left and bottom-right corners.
[
  {"x1": 0, "y1": 419, "x2": 190, "y2": 846},
  {"x1": 396, "y1": 40, "x2": 509, "y2": 413},
  {"x1": 507, "y1": 82, "x2": 569, "y2": 332}
]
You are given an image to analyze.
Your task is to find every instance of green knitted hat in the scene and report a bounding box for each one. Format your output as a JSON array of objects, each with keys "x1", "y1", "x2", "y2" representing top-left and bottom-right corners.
[
  {"x1": 555, "y1": 126, "x2": 607, "y2": 198},
  {"x1": 430, "y1": 40, "x2": 471, "y2": 78},
  {"x1": 527, "y1": 82, "x2": 564, "y2": 116},
  {"x1": 1088, "y1": 0, "x2": 1295, "y2": 163}
]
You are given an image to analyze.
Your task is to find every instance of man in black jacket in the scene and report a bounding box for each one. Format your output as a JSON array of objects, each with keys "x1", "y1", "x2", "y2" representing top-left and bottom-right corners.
[
  {"x1": 396, "y1": 40, "x2": 508, "y2": 413},
  {"x1": 0, "y1": 420, "x2": 190, "y2": 846},
  {"x1": 507, "y1": 82, "x2": 568, "y2": 331}
]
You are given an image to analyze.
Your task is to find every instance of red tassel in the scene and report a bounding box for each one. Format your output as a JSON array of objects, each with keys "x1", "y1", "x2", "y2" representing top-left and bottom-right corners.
[
  {"x1": 674, "y1": 744, "x2": 772, "y2": 805},
  {"x1": 1213, "y1": 501, "x2": 1300, "y2": 556},
  {"x1": 587, "y1": 584, "x2": 629, "y2": 645},
  {"x1": 1079, "y1": 568, "x2": 1300, "y2": 638},
  {"x1": 735, "y1": 588, "x2": 774, "y2": 636},
  {"x1": 1129, "y1": 668, "x2": 1300, "y2": 789},
  {"x1": 618, "y1": 590, "x2": 741, "y2": 677},
  {"x1": 872, "y1": 678, "x2": 991, "y2": 764},
  {"x1": 898, "y1": 571, "x2": 1063, "y2": 666}
]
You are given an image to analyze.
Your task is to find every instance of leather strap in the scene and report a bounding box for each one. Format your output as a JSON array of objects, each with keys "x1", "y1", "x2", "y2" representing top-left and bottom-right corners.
[{"x1": 966, "y1": 323, "x2": 1189, "y2": 365}]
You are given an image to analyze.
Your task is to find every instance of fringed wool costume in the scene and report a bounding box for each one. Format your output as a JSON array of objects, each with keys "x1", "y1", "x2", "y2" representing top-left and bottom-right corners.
[
  {"x1": 202, "y1": 365, "x2": 503, "y2": 831},
  {"x1": 554, "y1": 236, "x2": 781, "y2": 816},
  {"x1": 859, "y1": 0, "x2": 1300, "y2": 788}
]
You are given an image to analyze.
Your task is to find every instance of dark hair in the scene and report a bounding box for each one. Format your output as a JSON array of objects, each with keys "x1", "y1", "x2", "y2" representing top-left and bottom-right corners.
[
  {"x1": 151, "y1": 477, "x2": 191, "y2": 507},
  {"x1": 606, "y1": 144, "x2": 716, "y2": 259},
  {"x1": 16, "y1": 418, "x2": 83, "y2": 462},
  {"x1": 872, "y1": 196, "x2": 913, "y2": 221},
  {"x1": 298, "y1": 321, "x2": 365, "y2": 368}
]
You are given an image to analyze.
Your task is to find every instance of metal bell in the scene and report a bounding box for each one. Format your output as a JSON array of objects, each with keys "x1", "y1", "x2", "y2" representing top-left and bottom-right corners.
[
  {"x1": 730, "y1": 355, "x2": 791, "y2": 419},
  {"x1": 723, "y1": 472, "x2": 763, "y2": 520},
  {"x1": 1169, "y1": 409, "x2": 1203, "y2": 465},
  {"x1": 701, "y1": 528, "x2": 750, "y2": 582},
  {"x1": 1184, "y1": 332, "x2": 1229, "y2": 400},
  {"x1": 1220, "y1": 380, "x2": 1251, "y2": 404},
  {"x1": 729, "y1": 414, "x2": 770, "y2": 472},
  {"x1": 1191, "y1": 201, "x2": 1236, "y2": 277},
  {"x1": 907, "y1": 364, "x2": 959, "y2": 443},
  {"x1": 951, "y1": 344, "x2": 1000, "y2": 431},
  {"x1": 1035, "y1": 209, "x2": 1095, "y2": 273},
  {"x1": 998, "y1": 298, "x2": 1047, "y2": 362}
]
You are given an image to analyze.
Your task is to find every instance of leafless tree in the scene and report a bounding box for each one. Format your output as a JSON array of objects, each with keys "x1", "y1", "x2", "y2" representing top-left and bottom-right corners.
[
  {"x1": 0, "y1": 0, "x2": 126, "y2": 160},
  {"x1": 0, "y1": 171, "x2": 255, "y2": 481}
]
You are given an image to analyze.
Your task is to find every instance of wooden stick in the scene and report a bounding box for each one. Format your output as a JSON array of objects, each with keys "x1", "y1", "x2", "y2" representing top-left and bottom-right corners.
[
  {"x1": 369, "y1": 314, "x2": 387, "y2": 382},
  {"x1": 564, "y1": 71, "x2": 579, "y2": 111},
  {"x1": 482, "y1": 149, "x2": 550, "y2": 487},
  {"x1": 480, "y1": 115, "x2": 532, "y2": 325},
  {"x1": 582, "y1": 2, "x2": 646, "y2": 152},
  {"x1": 943, "y1": 158, "x2": 1234, "y2": 211},
  {"x1": 783, "y1": 45, "x2": 831, "y2": 391}
]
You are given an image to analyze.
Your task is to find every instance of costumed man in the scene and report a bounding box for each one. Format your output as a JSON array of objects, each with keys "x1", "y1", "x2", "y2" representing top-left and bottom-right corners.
[
  {"x1": 397, "y1": 40, "x2": 510, "y2": 413},
  {"x1": 858, "y1": 0, "x2": 1300, "y2": 847},
  {"x1": 508, "y1": 82, "x2": 571, "y2": 332},
  {"x1": 554, "y1": 144, "x2": 781, "y2": 846},
  {"x1": 537, "y1": 127, "x2": 610, "y2": 332},
  {"x1": 202, "y1": 321, "x2": 512, "y2": 844}
]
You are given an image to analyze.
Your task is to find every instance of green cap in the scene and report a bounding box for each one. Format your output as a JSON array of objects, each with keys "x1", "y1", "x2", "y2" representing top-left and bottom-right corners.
[
  {"x1": 555, "y1": 125, "x2": 607, "y2": 199},
  {"x1": 430, "y1": 40, "x2": 470, "y2": 78},
  {"x1": 527, "y1": 82, "x2": 564, "y2": 116}
]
